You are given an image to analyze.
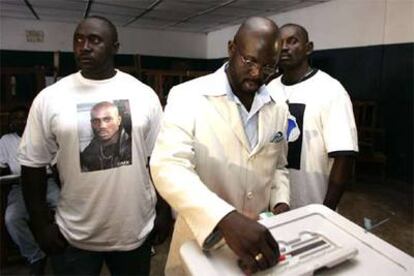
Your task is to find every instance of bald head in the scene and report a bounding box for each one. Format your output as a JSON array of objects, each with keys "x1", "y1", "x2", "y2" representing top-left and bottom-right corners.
[{"x1": 234, "y1": 17, "x2": 279, "y2": 51}]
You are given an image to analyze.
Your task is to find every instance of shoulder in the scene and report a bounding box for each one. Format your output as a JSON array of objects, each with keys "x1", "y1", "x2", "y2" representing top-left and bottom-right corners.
[
  {"x1": 266, "y1": 76, "x2": 282, "y2": 90},
  {"x1": 35, "y1": 73, "x2": 78, "y2": 100},
  {"x1": 167, "y1": 72, "x2": 216, "y2": 105},
  {"x1": 314, "y1": 70, "x2": 347, "y2": 92},
  {"x1": 0, "y1": 133, "x2": 19, "y2": 149},
  {"x1": 173, "y1": 72, "x2": 217, "y2": 94},
  {"x1": 45, "y1": 73, "x2": 79, "y2": 91},
  {"x1": 266, "y1": 76, "x2": 284, "y2": 100},
  {"x1": 0, "y1": 133, "x2": 15, "y2": 143},
  {"x1": 115, "y1": 70, "x2": 148, "y2": 88},
  {"x1": 308, "y1": 70, "x2": 350, "y2": 103},
  {"x1": 114, "y1": 71, "x2": 162, "y2": 110},
  {"x1": 26, "y1": 73, "x2": 80, "y2": 119},
  {"x1": 116, "y1": 70, "x2": 158, "y2": 98}
]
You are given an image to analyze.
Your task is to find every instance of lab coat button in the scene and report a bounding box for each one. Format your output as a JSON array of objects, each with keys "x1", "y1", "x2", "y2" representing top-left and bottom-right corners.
[{"x1": 247, "y1": 192, "x2": 253, "y2": 199}]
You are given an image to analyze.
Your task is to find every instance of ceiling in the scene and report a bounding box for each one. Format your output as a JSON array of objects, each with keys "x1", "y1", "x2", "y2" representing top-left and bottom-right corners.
[{"x1": 0, "y1": 0, "x2": 331, "y2": 33}]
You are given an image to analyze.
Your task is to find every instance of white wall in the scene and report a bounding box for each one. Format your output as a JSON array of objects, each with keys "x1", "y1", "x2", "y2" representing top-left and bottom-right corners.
[
  {"x1": 1, "y1": 0, "x2": 413, "y2": 59},
  {"x1": 206, "y1": 0, "x2": 414, "y2": 58},
  {"x1": 0, "y1": 18, "x2": 207, "y2": 58}
]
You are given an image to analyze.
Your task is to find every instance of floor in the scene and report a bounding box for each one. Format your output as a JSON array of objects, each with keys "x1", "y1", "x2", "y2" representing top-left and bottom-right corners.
[{"x1": 1, "y1": 178, "x2": 413, "y2": 275}]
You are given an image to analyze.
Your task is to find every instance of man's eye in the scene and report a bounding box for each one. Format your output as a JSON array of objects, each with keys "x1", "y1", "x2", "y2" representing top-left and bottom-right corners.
[
  {"x1": 244, "y1": 58, "x2": 255, "y2": 65},
  {"x1": 289, "y1": 38, "x2": 298, "y2": 44},
  {"x1": 75, "y1": 37, "x2": 84, "y2": 43},
  {"x1": 90, "y1": 37, "x2": 101, "y2": 44}
]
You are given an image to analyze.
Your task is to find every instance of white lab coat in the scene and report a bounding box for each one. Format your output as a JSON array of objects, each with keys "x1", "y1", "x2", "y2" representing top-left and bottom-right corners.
[{"x1": 150, "y1": 65, "x2": 290, "y2": 275}]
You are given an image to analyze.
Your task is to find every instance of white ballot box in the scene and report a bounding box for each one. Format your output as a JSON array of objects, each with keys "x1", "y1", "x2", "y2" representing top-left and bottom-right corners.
[{"x1": 180, "y1": 204, "x2": 413, "y2": 276}]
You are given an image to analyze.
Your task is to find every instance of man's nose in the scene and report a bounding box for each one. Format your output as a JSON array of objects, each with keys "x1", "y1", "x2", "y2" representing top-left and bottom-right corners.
[
  {"x1": 281, "y1": 41, "x2": 289, "y2": 51},
  {"x1": 95, "y1": 120, "x2": 106, "y2": 128},
  {"x1": 99, "y1": 121, "x2": 108, "y2": 128},
  {"x1": 249, "y1": 64, "x2": 262, "y2": 78},
  {"x1": 81, "y1": 40, "x2": 91, "y2": 51}
]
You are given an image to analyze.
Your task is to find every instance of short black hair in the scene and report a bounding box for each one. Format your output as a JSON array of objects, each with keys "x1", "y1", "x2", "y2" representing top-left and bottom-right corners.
[
  {"x1": 85, "y1": 15, "x2": 118, "y2": 43},
  {"x1": 281, "y1": 23, "x2": 309, "y2": 42}
]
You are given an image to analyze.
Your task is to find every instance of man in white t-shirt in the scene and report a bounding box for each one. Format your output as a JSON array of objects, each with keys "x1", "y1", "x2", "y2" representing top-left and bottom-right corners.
[
  {"x1": 18, "y1": 16, "x2": 171, "y2": 275},
  {"x1": 1, "y1": 107, "x2": 60, "y2": 275},
  {"x1": 267, "y1": 23, "x2": 358, "y2": 210}
]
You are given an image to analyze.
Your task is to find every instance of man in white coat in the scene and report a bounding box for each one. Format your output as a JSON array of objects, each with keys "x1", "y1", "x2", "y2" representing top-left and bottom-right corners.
[{"x1": 150, "y1": 17, "x2": 291, "y2": 275}]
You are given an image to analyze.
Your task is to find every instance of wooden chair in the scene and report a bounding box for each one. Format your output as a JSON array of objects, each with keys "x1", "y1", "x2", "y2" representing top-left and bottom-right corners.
[{"x1": 352, "y1": 101, "x2": 387, "y2": 180}]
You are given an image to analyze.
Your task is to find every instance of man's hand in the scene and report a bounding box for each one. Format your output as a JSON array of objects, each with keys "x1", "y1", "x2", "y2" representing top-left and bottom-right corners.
[
  {"x1": 22, "y1": 166, "x2": 67, "y2": 255},
  {"x1": 217, "y1": 211, "x2": 280, "y2": 274},
  {"x1": 33, "y1": 223, "x2": 68, "y2": 255},
  {"x1": 272, "y1": 203, "x2": 290, "y2": 215}
]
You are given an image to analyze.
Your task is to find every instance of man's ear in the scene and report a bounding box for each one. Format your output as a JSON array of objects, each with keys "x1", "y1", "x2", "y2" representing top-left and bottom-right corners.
[
  {"x1": 274, "y1": 38, "x2": 282, "y2": 64},
  {"x1": 113, "y1": 41, "x2": 120, "y2": 54},
  {"x1": 306, "y1": 41, "x2": 314, "y2": 56},
  {"x1": 228, "y1": 40, "x2": 235, "y2": 57}
]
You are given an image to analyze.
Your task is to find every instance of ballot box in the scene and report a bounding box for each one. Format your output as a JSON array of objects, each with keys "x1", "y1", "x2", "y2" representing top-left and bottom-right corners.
[{"x1": 180, "y1": 204, "x2": 413, "y2": 276}]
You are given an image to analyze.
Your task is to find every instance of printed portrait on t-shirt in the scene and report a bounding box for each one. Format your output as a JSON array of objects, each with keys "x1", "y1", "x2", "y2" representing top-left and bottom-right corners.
[{"x1": 77, "y1": 100, "x2": 132, "y2": 172}]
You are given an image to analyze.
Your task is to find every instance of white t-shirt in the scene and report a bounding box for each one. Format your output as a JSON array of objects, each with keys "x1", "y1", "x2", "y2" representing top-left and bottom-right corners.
[
  {"x1": 18, "y1": 70, "x2": 162, "y2": 251},
  {"x1": 267, "y1": 70, "x2": 358, "y2": 209},
  {"x1": 0, "y1": 133, "x2": 21, "y2": 175}
]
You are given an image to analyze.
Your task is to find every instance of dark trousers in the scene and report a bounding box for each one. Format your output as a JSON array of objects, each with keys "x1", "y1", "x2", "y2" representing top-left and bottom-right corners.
[{"x1": 50, "y1": 236, "x2": 152, "y2": 276}]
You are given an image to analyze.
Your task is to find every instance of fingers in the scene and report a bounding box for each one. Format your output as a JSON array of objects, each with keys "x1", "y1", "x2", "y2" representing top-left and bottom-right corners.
[
  {"x1": 238, "y1": 255, "x2": 258, "y2": 275},
  {"x1": 254, "y1": 251, "x2": 269, "y2": 271},
  {"x1": 218, "y1": 212, "x2": 280, "y2": 273},
  {"x1": 253, "y1": 230, "x2": 278, "y2": 269},
  {"x1": 259, "y1": 242, "x2": 278, "y2": 268},
  {"x1": 265, "y1": 230, "x2": 280, "y2": 259},
  {"x1": 239, "y1": 231, "x2": 279, "y2": 273}
]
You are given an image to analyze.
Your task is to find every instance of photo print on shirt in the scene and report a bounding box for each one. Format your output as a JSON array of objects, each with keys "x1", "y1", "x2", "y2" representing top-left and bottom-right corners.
[{"x1": 78, "y1": 99, "x2": 132, "y2": 172}]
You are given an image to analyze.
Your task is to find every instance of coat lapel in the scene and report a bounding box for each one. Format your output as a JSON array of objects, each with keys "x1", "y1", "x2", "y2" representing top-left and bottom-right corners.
[
  {"x1": 208, "y1": 96, "x2": 251, "y2": 152},
  {"x1": 251, "y1": 103, "x2": 273, "y2": 156}
]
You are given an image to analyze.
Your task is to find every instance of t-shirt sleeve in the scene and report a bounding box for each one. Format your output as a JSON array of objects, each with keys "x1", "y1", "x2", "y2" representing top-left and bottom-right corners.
[
  {"x1": 145, "y1": 93, "x2": 163, "y2": 158},
  {"x1": 18, "y1": 93, "x2": 58, "y2": 167},
  {"x1": 0, "y1": 136, "x2": 8, "y2": 168},
  {"x1": 322, "y1": 83, "x2": 359, "y2": 155}
]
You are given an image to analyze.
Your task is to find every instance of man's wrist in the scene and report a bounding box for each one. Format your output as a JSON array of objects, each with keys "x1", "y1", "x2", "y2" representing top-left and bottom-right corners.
[
  {"x1": 216, "y1": 210, "x2": 237, "y2": 232},
  {"x1": 272, "y1": 202, "x2": 290, "y2": 214}
]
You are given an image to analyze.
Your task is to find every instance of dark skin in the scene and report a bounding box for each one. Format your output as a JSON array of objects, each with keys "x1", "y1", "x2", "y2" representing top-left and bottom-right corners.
[
  {"x1": 279, "y1": 25, "x2": 314, "y2": 84},
  {"x1": 226, "y1": 20, "x2": 279, "y2": 111},
  {"x1": 218, "y1": 17, "x2": 289, "y2": 274},
  {"x1": 323, "y1": 156, "x2": 354, "y2": 209},
  {"x1": 73, "y1": 17, "x2": 119, "y2": 80},
  {"x1": 278, "y1": 24, "x2": 354, "y2": 210},
  {"x1": 21, "y1": 166, "x2": 68, "y2": 254},
  {"x1": 22, "y1": 17, "x2": 172, "y2": 255}
]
